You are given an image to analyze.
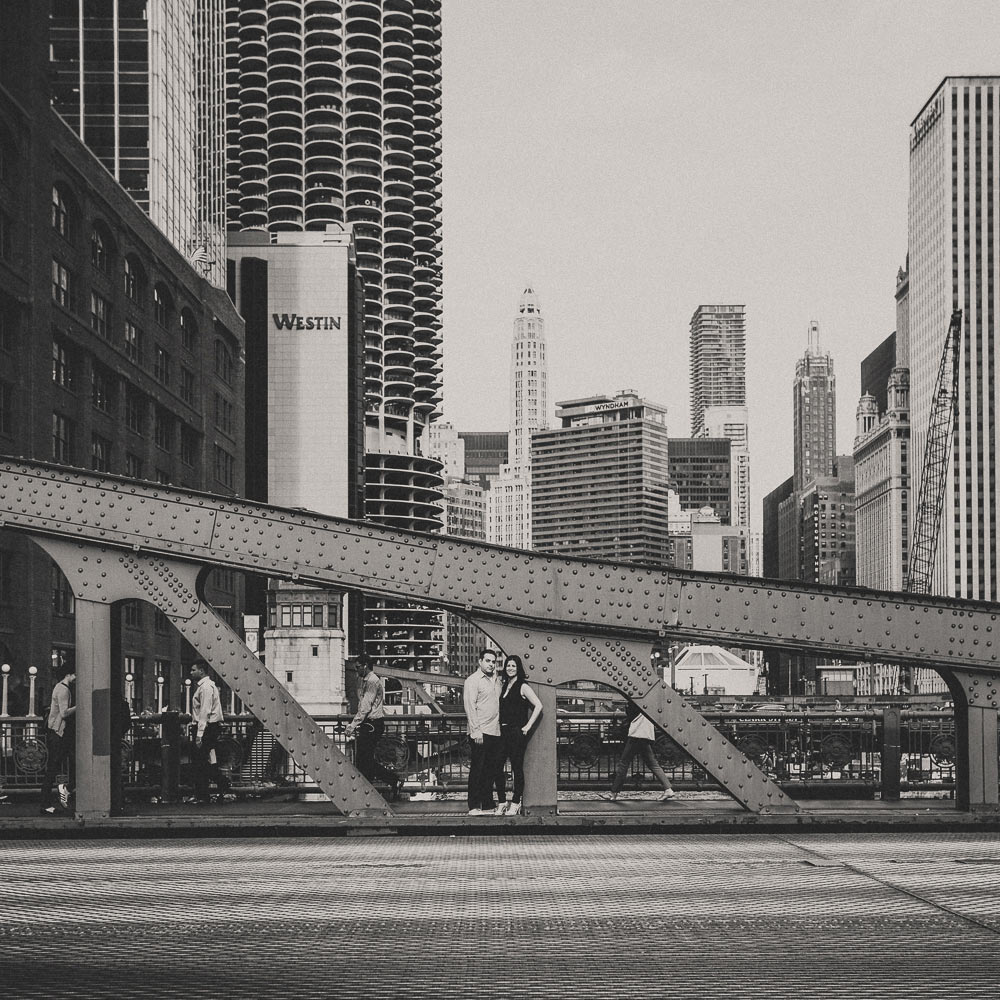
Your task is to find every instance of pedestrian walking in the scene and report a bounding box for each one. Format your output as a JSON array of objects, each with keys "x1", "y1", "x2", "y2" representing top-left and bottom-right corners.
[
  {"x1": 462, "y1": 648, "x2": 501, "y2": 814},
  {"x1": 495, "y1": 654, "x2": 542, "y2": 815},
  {"x1": 189, "y1": 661, "x2": 231, "y2": 804},
  {"x1": 344, "y1": 656, "x2": 403, "y2": 800},
  {"x1": 602, "y1": 701, "x2": 676, "y2": 803},
  {"x1": 39, "y1": 666, "x2": 76, "y2": 815}
]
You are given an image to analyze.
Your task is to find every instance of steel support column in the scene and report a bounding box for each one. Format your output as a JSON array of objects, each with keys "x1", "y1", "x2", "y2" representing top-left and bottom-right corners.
[
  {"x1": 945, "y1": 669, "x2": 1000, "y2": 811},
  {"x1": 522, "y1": 683, "x2": 558, "y2": 815},
  {"x1": 72, "y1": 598, "x2": 112, "y2": 820}
]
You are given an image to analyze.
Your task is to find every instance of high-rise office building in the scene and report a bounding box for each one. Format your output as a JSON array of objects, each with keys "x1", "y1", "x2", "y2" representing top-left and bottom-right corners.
[
  {"x1": 48, "y1": 0, "x2": 227, "y2": 285},
  {"x1": 667, "y1": 437, "x2": 732, "y2": 525},
  {"x1": 908, "y1": 77, "x2": 1000, "y2": 600},
  {"x1": 487, "y1": 285, "x2": 548, "y2": 547},
  {"x1": 689, "y1": 305, "x2": 750, "y2": 526},
  {"x1": 860, "y1": 332, "x2": 896, "y2": 418},
  {"x1": 792, "y1": 321, "x2": 836, "y2": 493},
  {"x1": 762, "y1": 476, "x2": 794, "y2": 578},
  {"x1": 458, "y1": 430, "x2": 508, "y2": 489},
  {"x1": 531, "y1": 392, "x2": 671, "y2": 564},
  {"x1": 0, "y1": 5, "x2": 244, "y2": 711},
  {"x1": 690, "y1": 304, "x2": 746, "y2": 436},
  {"x1": 224, "y1": 2, "x2": 445, "y2": 667}
]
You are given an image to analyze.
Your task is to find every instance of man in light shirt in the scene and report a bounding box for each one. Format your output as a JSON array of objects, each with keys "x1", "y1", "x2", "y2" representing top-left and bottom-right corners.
[
  {"x1": 40, "y1": 665, "x2": 76, "y2": 815},
  {"x1": 189, "y1": 661, "x2": 231, "y2": 804},
  {"x1": 345, "y1": 656, "x2": 403, "y2": 801},
  {"x1": 463, "y1": 648, "x2": 501, "y2": 814}
]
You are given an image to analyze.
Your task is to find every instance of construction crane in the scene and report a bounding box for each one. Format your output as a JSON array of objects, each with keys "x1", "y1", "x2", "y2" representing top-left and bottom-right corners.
[{"x1": 905, "y1": 308, "x2": 963, "y2": 595}]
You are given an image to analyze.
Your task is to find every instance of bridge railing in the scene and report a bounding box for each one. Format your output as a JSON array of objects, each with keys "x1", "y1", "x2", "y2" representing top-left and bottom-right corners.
[{"x1": 0, "y1": 709, "x2": 962, "y2": 800}]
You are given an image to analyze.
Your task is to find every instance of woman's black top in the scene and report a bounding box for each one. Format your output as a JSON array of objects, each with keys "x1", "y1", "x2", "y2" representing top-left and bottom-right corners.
[{"x1": 500, "y1": 680, "x2": 532, "y2": 730}]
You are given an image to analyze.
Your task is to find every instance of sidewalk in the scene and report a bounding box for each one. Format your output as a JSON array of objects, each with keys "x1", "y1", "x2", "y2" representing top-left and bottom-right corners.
[{"x1": 2, "y1": 791, "x2": 997, "y2": 838}]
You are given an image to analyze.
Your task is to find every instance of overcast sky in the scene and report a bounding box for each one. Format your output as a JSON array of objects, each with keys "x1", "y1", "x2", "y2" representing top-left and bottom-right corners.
[{"x1": 436, "y1": 0, "x2": 999, "y2": 527}]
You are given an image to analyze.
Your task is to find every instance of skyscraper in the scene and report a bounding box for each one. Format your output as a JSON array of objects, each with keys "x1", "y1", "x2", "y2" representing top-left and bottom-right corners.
[
  {"x1": 531, "y1": 392, "x2": 671, "y2": 565},
  {"x1": 48, "y1": 0, "x2": 227, "y2": 285},
  {"x1": 224, "y1": 1, "x2": 445, "y2": 668},
  {"x1": 908, "y1": 77, "x2": 999, "y2": 600},
  {"x1": 792, "y1": 321, "x2": 836, "y2": 492},
  {"x1": 689, "y1": 305, "x2": 750, "y2": 526},
  {"x1": 689, "y1": 304, "x2": 746, "y2": 436},
  {"x1": 487, "y1": 285, "x2": 548, "y2": 547}
]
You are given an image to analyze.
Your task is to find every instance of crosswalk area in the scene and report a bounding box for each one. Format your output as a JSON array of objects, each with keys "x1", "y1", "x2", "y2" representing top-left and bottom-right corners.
[{"x1": 2, "y1": 833, "x2": 1000, "y2": 998}]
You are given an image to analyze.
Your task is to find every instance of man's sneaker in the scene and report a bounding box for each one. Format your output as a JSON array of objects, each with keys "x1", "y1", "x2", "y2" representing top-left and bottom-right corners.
[
  {"x1": 58, "y1": 783, "x2": 70, "y2": 807},
  {"x1": 40, "y1": 806, "x2": 58, "y2": 815},
  {"x1": 507, "y1": 801, "x2": 523, "y2": 815},
  {"x1": 467, "y1": 808, "x2": 484, "y2": 815}
]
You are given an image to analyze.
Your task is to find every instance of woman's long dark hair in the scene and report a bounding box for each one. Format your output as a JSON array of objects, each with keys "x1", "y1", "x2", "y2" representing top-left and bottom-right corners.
[{"x1": 501, "y1": 654, "x2": 528, "y2": 695}]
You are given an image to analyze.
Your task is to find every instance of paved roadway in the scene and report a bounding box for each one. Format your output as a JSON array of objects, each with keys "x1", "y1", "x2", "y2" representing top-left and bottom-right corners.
[{"x1": 2, "y1": 832, "x2": 1000, "y2": 998}]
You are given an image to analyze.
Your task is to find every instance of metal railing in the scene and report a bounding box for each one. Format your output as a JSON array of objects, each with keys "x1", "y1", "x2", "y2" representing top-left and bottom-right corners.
[{"x1": 0, "y1": 708, "x2": 963, "y2": 800}]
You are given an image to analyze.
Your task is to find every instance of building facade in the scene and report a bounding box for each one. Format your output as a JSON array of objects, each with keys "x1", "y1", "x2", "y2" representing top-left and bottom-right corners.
[
  {"x1": 487, "y1": 285, "x2": 549, "y2": 548},
  {"x1": 457, "y1": 430, "x2": 507, "y2": 489},
  {"x1": 792, "y1": 321, "x2": 836, "y2": 493},
  {"x1": 224, "y1": 1, "x2": 446, "y2": 667},
  {"x1": 699, "y1": 405, "x2": 749, "y2": 527},
  {"x1": 854, "y1": 369, "x2": 911, "y2": 592},
  {"x1": 0, "y1": 15, "x2": 244, "y2": 713},
  {"x1": 689, "y1": 304, "x2": 746, "y2": 436},
  {"x1": 860, "y1": 331, "x2": 897, "y2": 419},
  {"x1": 531, "y1": 392, "x2": 671, "y2": 565},
  {"x1": 227, "y1": 227, "x2": 365, "y2": 712},
  {"x1": 49, "y1": 0, "x2": 227, "y2": 285},
  {"x1": 667, "y1": 437, "x2": 732, "y2": 525},
  {"x1": 908, "y1": 77, "x2": 1000, "y2": 600}
]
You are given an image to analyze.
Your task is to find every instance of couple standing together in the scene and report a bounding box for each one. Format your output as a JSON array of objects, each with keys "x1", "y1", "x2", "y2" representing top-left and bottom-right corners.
[{"x1": 463, "y1": 648, "x2": 542, "y2": 815}]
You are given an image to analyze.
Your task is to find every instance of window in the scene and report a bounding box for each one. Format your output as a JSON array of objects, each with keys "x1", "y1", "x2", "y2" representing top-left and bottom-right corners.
[
  {"x1": 154, "y1": 407, "x2": 173, "y2": 451},
  {"x1": 215, "y1": 339, "x2": 233, "y2": 384},
  {"x1": 180, "y1": 424, "x2": 198, "y2": 467},
  {"x1": 180, "y1": 309, "x2": 197, "y2": 351},
  {"x1": 155, "y1": 468, "x2": 170, "y2": 485},
  {"x1": 90, "y1": 223, "x2": 112, "y2": 273},
  {"x1": 0, "y1": 380, "x2": 10, "y2": 435},
  {"x1": 125, "y1": 387, "x2": 145, "y2": 434},
  {"x1": 179, "y1": 366, "x2": 195, "y2": 404},
  {"x1": 51, "y1": 259, "x2": 73, "y2": 309},
  {"x1": 214, "y1": 443, "x2": 234, "y2": 487},
  {"x1": 124, "y1": 320, "x2": 142, "y2": 363},
  {"x1": 51, "y1": 412, "x2": 74, "y2": 462},
  {"x1": 87, "y1": 433, "x2": 111, "y2": 473},
  {"x1": 0, "y1": 549, "x2": 10, "y2": 605},
  {"x1": 52, "y1": 337, "x2": 75, "y2": 390},
  {"x1": 153, "y1": 345, "x2": 170, "y2": 385},
  {"x1": 153, "y1": 285, "x2": 171, "y2": 326},
  {"x1": 214, "y1": 392, "x2": 233, "y2": 434},
  {"x1": 125, "y1": 452, "x2": 143, "y2": 478},
  {"x1": 52, "y1": 565, "x2": 74, "y2": 616},
  {"x1": 89, "y1": 291, "x2": 111, "y2": 338},
  {"x1": 0, "y1": 209, "x2": 10, "y2": 261},
  {"x1": 51, "y1": 184, "x2": 71, "y2": 238},
  {"x1": 279, "y1": 604, "x2": 327, "y2": 627},
  {"x1": 154, "y1": 610, "x2": 170, "y2": 634},
  {"x1": 0, "y1": 293, "x2": 16, "y2": 351},
  {"x1": 123, "y1": 601, "x2": 142, "y2": 628},
  {"x1": 92, "y1": 364, "x2": 115, "y2": 413},
  {"x1": 124, "y1": 256, "x2": 144, "y2": 303}
]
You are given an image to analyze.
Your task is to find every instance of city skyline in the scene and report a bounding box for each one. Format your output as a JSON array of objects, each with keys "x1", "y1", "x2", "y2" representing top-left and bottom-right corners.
[{"x1": 437, "y1": 0, "x2": 1000, "y2": 526}]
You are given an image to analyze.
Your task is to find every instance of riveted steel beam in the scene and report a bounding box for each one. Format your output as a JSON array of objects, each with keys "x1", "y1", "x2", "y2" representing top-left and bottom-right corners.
[
  {"x1": 34, "y1": 537, "x2": 390, "y2": 817},
  {"x1": 473, "y1": 619, "x2": 798, "y2": 814}
]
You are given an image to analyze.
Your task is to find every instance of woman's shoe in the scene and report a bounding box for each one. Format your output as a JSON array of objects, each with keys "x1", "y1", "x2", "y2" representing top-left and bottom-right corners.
[
  {"x1": 507, "y1": 801, "x2": 522, "y2": 815},
  {"x1": 495, "y1": 801, "x2": 510, "y2": 815},
  {"x1": 659, "y1": 789, "x2": 677, "y2": 802},
  {"x1": 599, "y1": 792, "x2": 618, "y2": 802}
]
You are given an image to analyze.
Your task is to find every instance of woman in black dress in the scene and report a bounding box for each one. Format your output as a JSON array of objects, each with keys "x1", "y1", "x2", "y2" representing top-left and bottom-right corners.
[{"x1": 495, "y1": 654, "x2": 543, "y2": 815}]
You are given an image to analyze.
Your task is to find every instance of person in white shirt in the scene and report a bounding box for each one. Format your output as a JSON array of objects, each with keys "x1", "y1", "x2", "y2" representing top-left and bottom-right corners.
[
  {"x1": 462, "y1": 648, "x2": 501, "y2": 814},
  {"x1": 189, "y1": 661, "x2": 231, "y2": 804},
  {"x1": 40, "y1": 667, "x2": 76, "y2": 815},
  {"x1": 344, "y1": 656, "x2": 403, "y2": 801},
  {"x1": 602, "y1": 701, "x2": 676, "y2": 803}
]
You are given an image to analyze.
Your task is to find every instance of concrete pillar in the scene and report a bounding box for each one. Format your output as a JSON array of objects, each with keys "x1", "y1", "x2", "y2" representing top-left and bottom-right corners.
[
  {"x1": 954, "y1": 702, "x2": 999, "y2": 812},
  {"x1": 74, "y1": 599, "x2": 112, "y2": 819},
  {"x1": 523, "y1": 682, "x2": 558, "y2": 815}
]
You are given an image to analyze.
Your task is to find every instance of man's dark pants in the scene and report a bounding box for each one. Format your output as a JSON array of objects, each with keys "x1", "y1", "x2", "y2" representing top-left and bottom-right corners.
[
  {"x1": 193, "y1": 721, "x2": 231, "y2": 801},
  {"x1": 40, "y1": 728, "x2": 74, "y2": 808},
  {"x1": 355, "y1": 718, "x2": 400, "y2": 789},
  {"x1": 467, "y1": 733, "x2": 502, "y2": 811}
]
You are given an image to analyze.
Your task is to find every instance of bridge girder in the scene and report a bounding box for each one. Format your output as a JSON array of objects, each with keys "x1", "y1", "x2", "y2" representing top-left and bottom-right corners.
[{"x1": 2, "y1": 458, "x2": 998, "y2": 814}]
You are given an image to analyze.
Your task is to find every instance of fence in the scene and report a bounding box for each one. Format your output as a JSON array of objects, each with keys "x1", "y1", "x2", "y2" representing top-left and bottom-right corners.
[{"x1": 0, "y1": 707, "x2": 965, "y2": 801}]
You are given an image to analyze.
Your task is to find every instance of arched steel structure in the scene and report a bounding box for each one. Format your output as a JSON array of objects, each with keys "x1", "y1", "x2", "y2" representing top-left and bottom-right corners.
[{"x1": 2, "y1": 457, "x2": 998, "y2": 819}]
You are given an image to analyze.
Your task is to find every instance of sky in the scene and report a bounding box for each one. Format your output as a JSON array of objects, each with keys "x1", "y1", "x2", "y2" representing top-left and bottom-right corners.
[{"x1": 436, "y1": 0, "x2": 999, "y2": 527}]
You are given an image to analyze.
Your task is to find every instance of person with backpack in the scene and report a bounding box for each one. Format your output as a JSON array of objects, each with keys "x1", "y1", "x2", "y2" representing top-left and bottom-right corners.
[{"x1": 602, "y1": 700, "x2": 677, "y2": 803}]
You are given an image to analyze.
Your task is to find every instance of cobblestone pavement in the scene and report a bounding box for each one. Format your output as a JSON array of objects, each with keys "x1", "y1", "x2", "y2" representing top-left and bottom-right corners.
[{"x1": 2, "y1": 832, "x2": 1000, "y2": 998}]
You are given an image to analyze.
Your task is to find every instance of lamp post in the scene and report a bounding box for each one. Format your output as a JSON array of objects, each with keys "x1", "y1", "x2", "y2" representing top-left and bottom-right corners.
[
  {"x1": 184, "y1": 677, "x2": 191, "y2": 715},
  {"x1": 156, "y1": 673, "x2": 164, "y2": 713},
  {"x1": 28, "y1": 665, "x2": 37, "y2": 718},
  {"x1": 1, "y1": 663, "x2": 9, "y2": 718},
  {"x1": 125, "y1": 672, "x2": 134, "y2": 711}
]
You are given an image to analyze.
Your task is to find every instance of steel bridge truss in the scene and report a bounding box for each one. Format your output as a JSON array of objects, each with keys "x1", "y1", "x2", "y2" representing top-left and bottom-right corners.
[{"x1": 2, "y1": 458, "x2": 999, "y2": 819}]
